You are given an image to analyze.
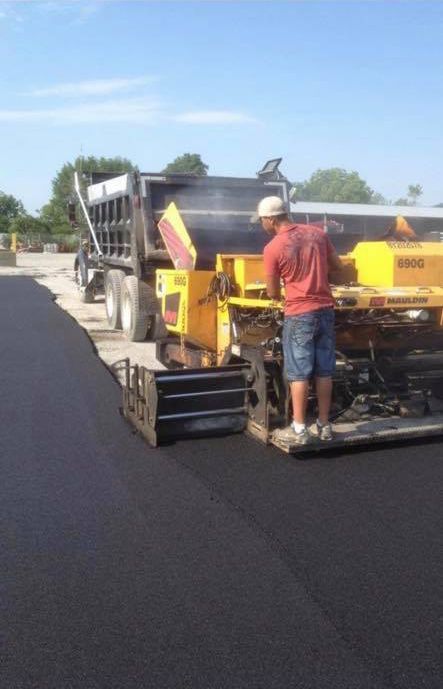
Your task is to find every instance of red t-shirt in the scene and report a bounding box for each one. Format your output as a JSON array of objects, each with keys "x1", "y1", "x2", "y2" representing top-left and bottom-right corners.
[{"x1": 263, "y1": 223, "x2": 335, "y2": 316}]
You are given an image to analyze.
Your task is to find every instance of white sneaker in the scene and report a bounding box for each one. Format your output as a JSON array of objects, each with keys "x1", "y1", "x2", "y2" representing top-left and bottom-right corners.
[
  {"x1": 316, "y1": 421, "x2": 333, "y2": 441},
  {"x1": 274, "y1": 424, "x2": 312, "y2": 445}
]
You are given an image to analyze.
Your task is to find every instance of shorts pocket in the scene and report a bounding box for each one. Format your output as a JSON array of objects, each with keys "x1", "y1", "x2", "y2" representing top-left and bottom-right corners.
[{"x1": 290, "y1": 317, "x2": 315, "y2": 347}]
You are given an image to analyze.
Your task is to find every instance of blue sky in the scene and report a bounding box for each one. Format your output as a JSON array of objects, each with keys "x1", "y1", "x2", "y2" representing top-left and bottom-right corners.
[{"x1": 1, "y1": 0, "x2": 443, "y2": 212}]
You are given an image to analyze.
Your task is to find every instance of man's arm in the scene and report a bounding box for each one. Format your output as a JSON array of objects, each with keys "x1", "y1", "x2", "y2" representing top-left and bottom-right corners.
[
  {"x1": 263, "y1": 243, "x2": 281, "y2": 300},
  {"x1": 328, "y1": 248, "x2": 343, "y2": 272},
  {"x1": 326, "y1": 237, "x2": 343, "y2": 272},
  {"x1": 265, "y1": 273, "x2": 281, "y2": 300}
]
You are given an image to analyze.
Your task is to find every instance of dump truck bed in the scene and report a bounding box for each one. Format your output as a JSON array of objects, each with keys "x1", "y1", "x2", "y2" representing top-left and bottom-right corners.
[{"x1": 86, "y1": 172, "x2": 290, "y2": 272}]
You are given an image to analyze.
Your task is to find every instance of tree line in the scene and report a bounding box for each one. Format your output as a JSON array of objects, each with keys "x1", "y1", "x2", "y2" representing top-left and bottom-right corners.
[{"x1": 0, "y1": 152, "x2": 430, "y2": 236}]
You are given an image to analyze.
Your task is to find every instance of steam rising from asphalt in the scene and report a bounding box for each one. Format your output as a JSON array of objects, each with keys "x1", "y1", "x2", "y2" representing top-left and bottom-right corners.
[{"x1": 177, "y1": 186, "x2": 267, "y2": 269}]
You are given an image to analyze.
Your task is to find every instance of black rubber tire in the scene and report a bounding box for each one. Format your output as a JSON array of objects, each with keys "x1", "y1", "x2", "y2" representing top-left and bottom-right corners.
[
  {"x1": 79, "y1": 287, "x2": 95, "y2": 304},
  {"x1": 121, "y1": 276, "x2": 150, "y2": 342},
  {"x1": 431, "y1": 378, "x2": 443, "y2": 400},
  {"x1": 148, "y1": 314, "x2": 169, "y2": 341},
  {"x1": 139, "y1": 281, "x2": 168, "y2": 342},
  {"x1": 105, "y1": 269, "x2": 126, "y2": 330}
]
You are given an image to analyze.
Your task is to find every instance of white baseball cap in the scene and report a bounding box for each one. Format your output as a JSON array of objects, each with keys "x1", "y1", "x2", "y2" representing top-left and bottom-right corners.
[{"x1": 253, "y1": 195, "x2": 287, "y2": 222}]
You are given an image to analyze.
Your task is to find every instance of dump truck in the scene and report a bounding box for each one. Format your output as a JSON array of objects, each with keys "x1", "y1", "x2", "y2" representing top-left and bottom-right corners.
[
  {"x1": 74, "y1": 158, "x2": 290, "y2": 341},
  {"x1": 76, "y1": 162, "x2": 443, "y2": 454}
]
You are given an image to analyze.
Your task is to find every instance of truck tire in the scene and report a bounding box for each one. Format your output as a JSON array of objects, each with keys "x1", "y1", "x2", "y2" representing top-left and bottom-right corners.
[
  {"x1": 121, "y1": 275, "x2": 150, "y2": 342},
  {"x1": 105, "y1": 269, "x2": 126, "y2": 329}
]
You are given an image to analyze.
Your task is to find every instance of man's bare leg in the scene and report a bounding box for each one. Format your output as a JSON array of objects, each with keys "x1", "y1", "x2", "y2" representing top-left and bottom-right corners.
[
  {"x1": 315, "y1": 376, "x2": 333, "y2": 425},
  {"x1": 290, "y1": 380, "x2": 310, "y2": 426}
]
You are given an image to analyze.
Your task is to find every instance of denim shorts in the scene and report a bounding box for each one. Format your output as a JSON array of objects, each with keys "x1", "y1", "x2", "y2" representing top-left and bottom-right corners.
[{"x1": 282, "y1": 308, "x2": 336, "y2": 382}]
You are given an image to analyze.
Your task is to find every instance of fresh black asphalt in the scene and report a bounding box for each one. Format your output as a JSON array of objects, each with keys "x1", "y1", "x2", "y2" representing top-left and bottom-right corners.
[{"x1": 1, "y1": 276, "x2": 442, "y2": 689}]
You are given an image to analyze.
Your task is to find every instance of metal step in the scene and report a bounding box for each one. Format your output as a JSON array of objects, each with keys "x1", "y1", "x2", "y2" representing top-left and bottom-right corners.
[{"x1": 271, "y1": 415, "x2": 443, "y2": 454}]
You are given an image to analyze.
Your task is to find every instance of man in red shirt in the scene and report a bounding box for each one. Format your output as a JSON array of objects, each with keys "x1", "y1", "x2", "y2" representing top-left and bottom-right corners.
[{"x1": 258, "y1": 196, "x2": 342, "y2": 444}]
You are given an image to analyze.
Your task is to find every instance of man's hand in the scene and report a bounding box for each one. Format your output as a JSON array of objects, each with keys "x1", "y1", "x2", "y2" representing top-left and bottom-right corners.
[{"x1": 74, "y1": 271, "x2": 79, "y2": 285}]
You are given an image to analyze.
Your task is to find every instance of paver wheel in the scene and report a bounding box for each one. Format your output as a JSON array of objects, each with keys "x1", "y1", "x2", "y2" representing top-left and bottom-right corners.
[
  {"x1": 105, "y1": 269, "x2": 126, "y2": 329},
  {"x1": 121, "y1": 275, "x2": 150, "y2": 342},
  {"x1": 140, "y1": 281, "x2": 168, "y2": 342}
]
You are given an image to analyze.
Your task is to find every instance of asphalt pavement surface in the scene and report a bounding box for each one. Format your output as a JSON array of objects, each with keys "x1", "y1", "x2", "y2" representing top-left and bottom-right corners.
[{"x1": 2, "y1": 276, "x2": 442, "y2": 689}]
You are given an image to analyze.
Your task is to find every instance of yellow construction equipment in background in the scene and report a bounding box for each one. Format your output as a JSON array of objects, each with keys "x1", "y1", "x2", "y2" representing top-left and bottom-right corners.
[
  {"x1": 0, "y1": 233, "x2": 17, "y2": 267},
  {"x1": 10, "y1": 233, "x2": 17, "y2": 253}
]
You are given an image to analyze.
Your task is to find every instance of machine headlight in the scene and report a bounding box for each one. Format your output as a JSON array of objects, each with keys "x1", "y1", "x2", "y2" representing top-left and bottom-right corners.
[{"x1": 406, "y1": 309, "x2": 431, "y2": 322}]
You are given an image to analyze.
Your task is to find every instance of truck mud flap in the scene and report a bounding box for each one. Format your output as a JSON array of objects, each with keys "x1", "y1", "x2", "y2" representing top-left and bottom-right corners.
[
  {"x1": 272, "y1": 415, "x2": 443, "y2": 454},
  {"x1": 122, "y1": 360, "x2": 251, "y2": 446}
]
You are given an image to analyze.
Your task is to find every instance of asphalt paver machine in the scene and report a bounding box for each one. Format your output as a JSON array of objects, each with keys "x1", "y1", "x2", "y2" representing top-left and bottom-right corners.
[
  {"x1": 123, "y1": 235, "x2": 443, "y2": 453},
  {"x1": 77, "y1": 162, "x2": 443, "y2": 453}
]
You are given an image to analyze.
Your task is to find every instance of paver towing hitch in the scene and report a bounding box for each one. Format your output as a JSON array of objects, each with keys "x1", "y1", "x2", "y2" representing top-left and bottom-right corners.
[{"x1": 122, "y1": 360, "x2": 253, "y2": 446}]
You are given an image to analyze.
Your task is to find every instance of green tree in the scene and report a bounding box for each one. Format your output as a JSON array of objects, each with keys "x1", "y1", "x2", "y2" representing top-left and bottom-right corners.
[
  {"x1": 38, "y1": 201, "x2": 71, "y2": 234},
  {"x1": 163, "y1": 153, "x2": 208, "y2": 175},
  {"x1": 370, "y1": 192, "x2": 388, "y2": 205},
  {"x1": 394, "y1": 184, "x2": 423, "y2": 207},
  {"x1": 0, "y1": 191, "x2": 25, "y2": 232},
  {"x1": 40, "y1": 155, "x2": 136, "y2": 234},
  {"x1": 9, "y1": 214, "x2": 50, "y2": 235},
  {"x1": 407, "y1": 184, "x2": 423, "y2": 205},
  {"x1": 291, "y1": 168, "x2": 377, "y2": 204}
]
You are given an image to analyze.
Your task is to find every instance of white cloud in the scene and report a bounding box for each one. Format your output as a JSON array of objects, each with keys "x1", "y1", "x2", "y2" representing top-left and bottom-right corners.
[
  {"x1": 173, "y1": 110, "x2": 259, "y2": 125},
  {"x1": 29, "y1": 76, "x2": 157, "y2": 98},
  {"x1": 0, "y1": 3, "x2": 23, "y2": 21},
  {"x1": 1, "y1": 1, "x2": 103, "y2": 25},
  {"x1": 35, "y1": 1, "x2": 82, "y2": 12},
  {"x1": 0, "y1": 97, "x2": 162, "y2": 124},
  {"x1": 0, "y1": 87, "x2": 258, "y2": 127},
  {"x1": 74, "y1": 2, "x2": 101, "y2": 21}
]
